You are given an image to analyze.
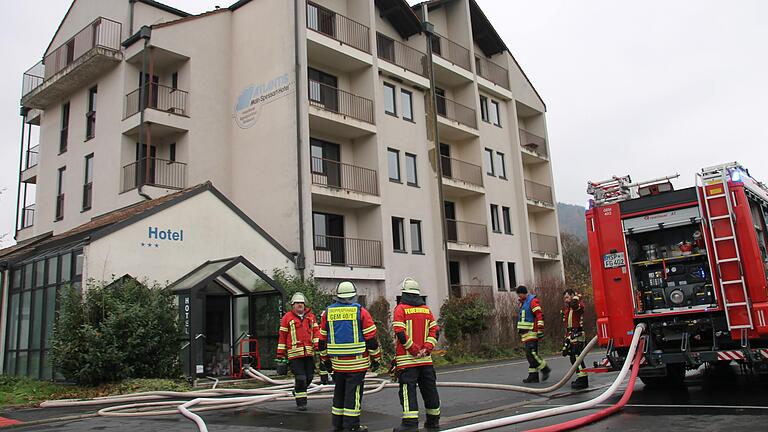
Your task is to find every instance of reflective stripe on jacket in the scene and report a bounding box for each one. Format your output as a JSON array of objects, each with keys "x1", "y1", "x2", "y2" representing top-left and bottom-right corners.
[{"x1": 277, "y1": 309, "x2": 319, "y2": 360}]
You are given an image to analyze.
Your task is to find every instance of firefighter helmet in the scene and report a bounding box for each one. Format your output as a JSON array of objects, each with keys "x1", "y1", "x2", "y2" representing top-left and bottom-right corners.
[
  {"x1": 336, "y1": 281, "x2": 357, "y2": 299},
  {"x1": 401, "y1": 278, "x2": 421, "y2": 295},
  {"x1": 290, "y1": 292, "x2": 307, "y2": 304}
]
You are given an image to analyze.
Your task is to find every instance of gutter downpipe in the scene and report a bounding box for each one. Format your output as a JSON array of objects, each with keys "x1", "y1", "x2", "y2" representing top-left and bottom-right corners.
[
  {"x1": 422, "y1": 7, "x2": 453, "y2": 299},
  {"x1": 14, "y1": 109, "x2": 28, "y2": 240},
  {"x1": 293, "y1": 0, "x2": 306, "y2": 276},
  {"x1": 137, "y1": 26, "x2": 152, "y2": 201},
  {"x1": 129, "y1": 0, "x2": 137, "y2": 34}
]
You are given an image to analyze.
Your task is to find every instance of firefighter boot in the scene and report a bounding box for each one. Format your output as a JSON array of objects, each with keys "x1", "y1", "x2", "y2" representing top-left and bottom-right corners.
[
  {"x1": 522, "y1": 372, "x2": 539, "y2": 383},
  {"x1": 541, "y1": 365, "x2": 551, "y2": 382},
  {"x1": 571, "y1": 376, "x2": 588, "y2": 389},
  {"x1": 425, "y1": 414, "x2": 440, "y2": 431}
]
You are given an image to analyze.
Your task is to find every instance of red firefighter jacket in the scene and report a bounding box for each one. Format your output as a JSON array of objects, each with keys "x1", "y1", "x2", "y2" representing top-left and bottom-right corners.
[
  {"x1": 393, "y1": 301, "x2": 439, "y2": 369},
  {"x1": 277, "y1": 309, "x2": 320, "y2": 360},
  {"x1": 562, "y1": 297, "x2": 585, "y2": 336}
]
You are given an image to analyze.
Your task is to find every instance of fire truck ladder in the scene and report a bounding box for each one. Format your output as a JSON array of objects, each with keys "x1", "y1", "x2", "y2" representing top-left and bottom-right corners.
[{"x1": 698, "y1": 166, "x2": 754, "y2": 332}]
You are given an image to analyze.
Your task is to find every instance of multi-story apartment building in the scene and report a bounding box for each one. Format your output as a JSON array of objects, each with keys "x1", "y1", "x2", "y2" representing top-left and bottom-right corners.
[{"x1": 2, "y1": 0, "x2": 563, "y2": 379}]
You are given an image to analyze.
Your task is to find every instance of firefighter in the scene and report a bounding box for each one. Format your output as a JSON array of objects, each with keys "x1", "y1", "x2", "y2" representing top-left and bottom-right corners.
[
  {"x1": 277, "y1": 292, "x2": 320, "y2": 411},
  {"x1": 392, "y1": 278, "x2": 441, "y2": 432},
  {"x1": 319, "y1": 281, "x2": 382, "y2": 432},
  {"x1": 562, "y1": 289, "x2": 588, "y2": 389},
  {"x1": 516, "y1": 285, "x2": 551, "y2": 383}
]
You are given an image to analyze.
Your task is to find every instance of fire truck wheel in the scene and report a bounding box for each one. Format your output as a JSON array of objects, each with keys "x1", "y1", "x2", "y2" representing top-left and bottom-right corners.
[{"x1": 640, "y1": 364, "x2": 686, "y2": 388}]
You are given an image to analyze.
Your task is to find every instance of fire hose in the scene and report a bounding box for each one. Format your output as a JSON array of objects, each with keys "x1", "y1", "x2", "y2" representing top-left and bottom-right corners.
[{"x1": 35, "y1": 330, "x2": 646, "y2": 432}]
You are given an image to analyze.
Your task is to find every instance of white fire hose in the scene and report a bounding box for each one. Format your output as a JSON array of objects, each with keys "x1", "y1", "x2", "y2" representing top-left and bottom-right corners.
[{"x1": 36, "y1": 331, "x2": 646, "y2": 432}]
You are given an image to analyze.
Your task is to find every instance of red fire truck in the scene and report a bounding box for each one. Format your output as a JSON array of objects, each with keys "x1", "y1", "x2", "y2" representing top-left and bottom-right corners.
[{"x1": 586, "y1": 162, "x2": 768, "y2": 386}]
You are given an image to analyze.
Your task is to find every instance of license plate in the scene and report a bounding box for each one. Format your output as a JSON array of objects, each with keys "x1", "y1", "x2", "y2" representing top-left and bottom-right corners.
[{"x1": 603, "y1": 252, "x2": 626, "y2": 269}]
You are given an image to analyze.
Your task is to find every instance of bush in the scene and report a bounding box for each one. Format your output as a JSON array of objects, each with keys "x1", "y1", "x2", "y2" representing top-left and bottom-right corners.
[
  {"x1": 367, "y1": 297, "x2": 395, "y2": 363},
  {"x1": 438, "y1": 294, "x2": 493, "y2": 348},
  {"x1": 272, "y1": 269, "x2": 333, "y2": 313},
  {"x1": 52, "y1": 279, "x2": 181, "y2": 386}
]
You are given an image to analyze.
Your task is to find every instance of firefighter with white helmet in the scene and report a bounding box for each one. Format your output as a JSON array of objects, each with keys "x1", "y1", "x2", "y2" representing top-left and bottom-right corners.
[
  {"x1": 319, "y1": 281, "x2": 381, "y2": 432},
  {"x1": 277, "y1": 292, "x2": 320, "y2": 411}
]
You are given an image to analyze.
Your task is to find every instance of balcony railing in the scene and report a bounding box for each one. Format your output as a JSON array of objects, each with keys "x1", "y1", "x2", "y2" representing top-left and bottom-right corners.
[
  {"x1": 314, "y1": 235, "x2": 383, "y2": 268},
  {"x1": 308, "y1": 80, "x2": 374, "y2": 124},
  {"x1": 21, "y1": 205, "x2": 35, "y2": 229},
  {"x1": 525, "y1": 180, "x2": 554, "y2": 205},
  {"x1": 446, "y1": 219, "x2": 488, "y2": 247},
  {"x1": 122, "y1": 158, "x2": 187, "y2": 192},
  {"x1": 431, "y1": 33, "x2": 471, "y2": 71},
  {"x1": 22, "y1": 17, "x2": 122, "y2": 99},
  {"x1": 376, "y1": 33, "x2": 428, "y2": 77},
  {"x1": 449, "y1": 284, "x2": 493, "y2": 299},
  {"x1": 531, "y1": 232, "x2": 559, "y2": 256},
  {"x1": 306, "y1": 2, "x2": 370, "y2": 53},
  {"x1": 436, "y1": 94, "x2": 477, "y2": 129},
  {"x1": 125, "y1": 83, "x2": 189, "y2": 119},
  {"x1": 311, "y1": 157, "x2": 379, "y2": 196},
  {"x1": 475, "y1": 56, "x2": 510, "y2": 89},
  {"x1": 441, "y1": 156, "x2": 483, "y2": 187},
  {"x1": 25, "y1": 146, "x2": 39, "y2": 170},
  {"x1": 519, "y1": 129, "x2": 548, "y2": 159}
]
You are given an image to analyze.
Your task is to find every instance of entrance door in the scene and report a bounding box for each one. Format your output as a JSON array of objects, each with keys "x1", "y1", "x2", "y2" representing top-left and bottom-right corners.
[
  {"x1": 313, "y1": 212, "x2": 345, "y2": 265},
  {"x1": 449, "y1": 261, "x2": 461, "y2": 297},
  {"x1": 204, "y1": 295, "x2": 232, "y2": 376},
  {"x1": 135, "y1": 143, "x2": 157, "y2": 186},
  {"x1": 311, "y1": 138, "x2": 341, "y2": 188},
  {"x1": 308, "y1": 68, "x2": 339, "y2": 111},
  {"x1": 444, "y1": 201, "x2": 458, "y2": 242},
  {"x1": 440, "y1": 143, "x2": 452, "y2": 178}
]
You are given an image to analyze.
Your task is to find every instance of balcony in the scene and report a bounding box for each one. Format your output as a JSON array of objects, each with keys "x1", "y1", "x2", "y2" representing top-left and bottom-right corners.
[
  {"x1": 436, "y1": 94, "x2": 478, "y2": 140},
  {"x1": 123, "y1": 83, "x2": 190, "y2": 138},
  {"x1": 531, "y1": 232, "x2": 560, "y2": 259},
  {"x1": 308, "y1": 80, "x2": 376, "y2": 138},
  {"x1": 525, "y1": 180, "x2": 555, "y2": 212},
  {"x1": 20, "y1": 205, "x2": 35, "y2": 230},
  {"x1": 306, "y1": 2, "x2": 372, "y2": 71},
  {"x1": 431, "y1": 34, "x2": 473, "y2": 84},
  {"x1": 446, "y1": 219, "x2": 489, "y2": 255},
  {"x1": 519, "y1": 129, "x2": 549, "y2": 163},
  {"x1": 441, "y1": 156, "x2": 484, "y2": 197},
  {"x1": 376, "y1": 33, "x2": 429, "y2": 87},
  {"x1": 313, "y1": 235, "x2": 383, "y2": 268},
  {"x1": 475, "y1": 56, "x2": 511, "y2": 98},
  {"x1": 21, "y1": 146, "x2": 39, "y2": 184},
  {"x1": 311, "y1": 157, "x2": 380, "y2": 208},
  {"x1": 21, "y1": 17, "x2": 122, "y2": 109},
  {"x1": 121, "y1": 158, "x2": 187, "y2": 193}
]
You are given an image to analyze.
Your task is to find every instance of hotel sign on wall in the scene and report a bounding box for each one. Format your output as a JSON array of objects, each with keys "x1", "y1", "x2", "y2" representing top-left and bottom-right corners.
[
  {"x1": 140, "y1": 226, "x2": 185, "y2": 249},
  {"x1": 234, "y1": 72, "x2": 295, "y2": 129}
]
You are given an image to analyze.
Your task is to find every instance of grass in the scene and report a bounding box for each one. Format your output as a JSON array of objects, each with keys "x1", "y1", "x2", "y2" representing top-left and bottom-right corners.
[{"x1": 0, "y1": 376, "x2": 192, "y2": 408}]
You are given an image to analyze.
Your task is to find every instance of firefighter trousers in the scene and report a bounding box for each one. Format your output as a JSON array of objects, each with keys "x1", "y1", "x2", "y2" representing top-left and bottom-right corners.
[
  {"x1": 524, "y1": 340, "x2": 548, "y2": 373},
  {"x1": 332, "y1": 371, "x2": 366, "y2": 430},
  {"x1": 568, "y1": 340, "x2": 587, "y2": 378},
  {"x1": 397, "y1": 365, "x2": 441, "y2": 427},
  {"x1": 289, "y1": 356, "x2": 314, "y2": 406}
]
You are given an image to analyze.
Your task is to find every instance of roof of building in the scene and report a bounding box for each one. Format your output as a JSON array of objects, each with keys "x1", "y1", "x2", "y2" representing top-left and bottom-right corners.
[
  {"x1": 0, "y1": 182, "x2": 295, "y2": 267},
  {"x1": 375, "y1": 0, "x2": 423, "y2": 38}
]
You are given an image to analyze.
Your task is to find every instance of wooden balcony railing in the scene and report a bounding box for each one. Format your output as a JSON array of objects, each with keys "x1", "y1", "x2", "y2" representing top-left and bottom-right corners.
[{"x1": 314, "y1": 235, "x2": 383, "y2": 268}]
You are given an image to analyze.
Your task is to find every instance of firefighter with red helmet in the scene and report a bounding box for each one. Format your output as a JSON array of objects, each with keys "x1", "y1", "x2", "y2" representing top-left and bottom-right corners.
[
  {"x1": 516, "y1": 285, "x2": 551, "y2": 383},
  {"x1": 391, "y1": 278, "x2": 441, "y2": 432},
  {"x1": 562, "y1": 289, "x2": 589, "y2": 389},
  {"x1": 277, "y1": 292, "x2": 320, "y2": 410}
]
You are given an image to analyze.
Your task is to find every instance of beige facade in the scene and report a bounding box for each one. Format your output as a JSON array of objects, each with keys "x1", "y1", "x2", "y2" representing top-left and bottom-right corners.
[{"x1": 13, "y1": 0, "x2": 563, "y2": 313}]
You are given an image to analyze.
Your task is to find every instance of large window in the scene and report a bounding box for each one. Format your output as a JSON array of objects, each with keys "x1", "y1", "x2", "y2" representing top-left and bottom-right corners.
[
  {"x1": 490, "y1": 100, "x2": 501, "y2": 126},
  {"x1": 484, "y1": 148, "x2": 495, "y2": 176},
  {"x1": 401, "y1": 89, "x2": 413, "y2": 121},
  {"x1": 83, "y1": 154, "x2": 94, "y2": 211},
  {"x1": 60, "y1": 102, "x2": 70, "y2": 153},
  {"x1": 55, "y1": 167, "x2": 66, "y2": 221},
  {"x1": 496, "y1": 261, "x2": 506, "y2": 292},
  {"x1": 410, "y1": 220, "x2": 423, "y2": 254},
  {"x1": 507, "y1": 262, "x2": 517, "y2": 289},
  {"x1": 496, "y1": 152, "x2": 507, "y2": 179},
  {"x1": 388, "y1": 148, "x2": 401, "y2": 182},
  {"x1": 491, "y1": 204, "x2": 501, "y2": 232},
  {"x1": 392, "y1": 217, "x2": 406, "y2": 252},
  {"x1": 384, "y1": 82, "x2": 397, "y2": 116},
  {"x1": 405, "y1": 153, "x2": 418, "y2": 186},
  {"x1": 502, "y1": 206, "x2": 512, "y2": 235},
  {"x1": 86, "y1": 86, "x2": 97, "y2": 139},
  {"x1": 4, "y1": 250, "x2": 83, "y2": 379}
]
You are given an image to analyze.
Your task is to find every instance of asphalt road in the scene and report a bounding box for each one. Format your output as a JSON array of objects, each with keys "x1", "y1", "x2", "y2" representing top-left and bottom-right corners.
[{"x1": 2, "y1": 353, "x2": 766, "y2": 432}]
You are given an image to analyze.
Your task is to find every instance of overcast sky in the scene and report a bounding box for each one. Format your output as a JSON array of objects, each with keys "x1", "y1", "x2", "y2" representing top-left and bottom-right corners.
[{"x1": 1, "y1": 0, "x2": 767, "y2": 247}]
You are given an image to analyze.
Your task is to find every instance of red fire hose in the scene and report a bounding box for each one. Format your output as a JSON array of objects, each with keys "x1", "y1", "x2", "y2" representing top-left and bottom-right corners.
[{"x1": 525, "y1": 338, "x2": 646, "y2": 432}]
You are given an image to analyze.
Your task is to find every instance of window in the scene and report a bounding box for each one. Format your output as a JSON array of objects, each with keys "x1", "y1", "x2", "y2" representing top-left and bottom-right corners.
[
  {"x1": 169, "y1": 143, "x2": 177, "y2": 162},
  {"x1": 60, "y1": 102, "x2": 70, "y2": 153},
  {"x1": 496, "y1": 152, "x2": 507, "y2": 179},
  {"x1": 171, "y1": 72, "x2": 179, "y2": 90},
  {"x1": 507, "y1": 263, "x2": 517, "y2": 289},
  {"x1": 490, "y1": 100, "x2": 501, "y2": 126},
  {"x1": 384, "y1": 82, "x2": 397, "y2": 115},
  {"x1": 392, "y1": 217, "x2": 406, "y2": 252},
  {"x1": 82, "y1": 154, "x2": 93, "y2": 211},
  {"x1": 410, "y1": 220, "x2": 423, "y2": 254},
  {"x1": 480, "y1": 95, "x2": 489, "y2": 122},
  {"x1": 308, "y1": 68, "x2": 338, "y2": 111},
  {"x1": 55, "y1": 167, "x2": 66, "y2": 221},
  {"x1": 86, "y1": 87, "x2": 97, "y2": 139},
  {"x1": 405, "y1": 153, "x2": 418, "y2": 186},
  {"x1": 491, "y1": 204, "x2": 501, "y2": 232},
  {"x1": 388, "y1": 148, "x2": 401, "y2": 182},
  {"x1": 401, "y1": 89, "x2": 413, "y2": 121},
  {"x1": 484, "y1": 148, "x2": 495, "y2": 176},
  {"x1": 496, "y1": 261, "x2": 506, "y2": 292},
  {"x1": 502, "y1": 206, "x2": 512, "y2": 234}
]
